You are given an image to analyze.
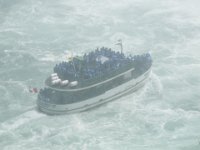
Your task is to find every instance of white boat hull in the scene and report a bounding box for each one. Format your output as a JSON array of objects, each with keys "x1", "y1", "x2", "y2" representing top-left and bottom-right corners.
[{"x1": 37, "y1": 68, "x2": 151, "y2": 115}]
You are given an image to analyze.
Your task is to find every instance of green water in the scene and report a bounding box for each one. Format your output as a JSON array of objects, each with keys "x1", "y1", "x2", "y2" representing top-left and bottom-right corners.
[{"x1": 0, "y1": 0, "x2": 200, "y2": 149}]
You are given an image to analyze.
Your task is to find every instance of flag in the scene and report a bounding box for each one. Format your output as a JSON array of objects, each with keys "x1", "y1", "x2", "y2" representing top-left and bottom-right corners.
[
  {"x1": 115, "y1": 39, "x2": 122, "y2": 46},
  {"x1": 115, "y1": 39, "x2": 123, "y2": 53}
]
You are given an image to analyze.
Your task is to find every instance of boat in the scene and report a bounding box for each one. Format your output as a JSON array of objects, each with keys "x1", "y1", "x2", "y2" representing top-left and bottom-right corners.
[{"x1": 37, "y1": 44, "x2": 152, "y2": 115}]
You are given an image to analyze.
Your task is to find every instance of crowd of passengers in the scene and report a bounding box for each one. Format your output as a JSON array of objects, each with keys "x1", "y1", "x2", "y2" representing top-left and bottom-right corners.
[
  {"x1": 53, "y1": 47, "x2": 152, "y2": 81},
  {"x1": 39, "y1": 49, "x2": 152, "y2": 99}
]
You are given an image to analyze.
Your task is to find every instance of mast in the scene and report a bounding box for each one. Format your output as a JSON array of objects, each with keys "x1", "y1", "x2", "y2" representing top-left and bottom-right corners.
[{"x1": 116, "y1": 39, "x2": 123, "y2": 54}]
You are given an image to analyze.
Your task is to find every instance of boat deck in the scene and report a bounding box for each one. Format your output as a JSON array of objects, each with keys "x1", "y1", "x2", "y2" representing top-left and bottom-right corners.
[{"x1": 45, "y1": 66, "x2": 135, "y2": 92}]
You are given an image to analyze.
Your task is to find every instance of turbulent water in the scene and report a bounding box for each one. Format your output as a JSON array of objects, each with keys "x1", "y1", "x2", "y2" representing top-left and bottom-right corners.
[{"x1": 0, "y1": 0, "x2": 200, "y2": 149}]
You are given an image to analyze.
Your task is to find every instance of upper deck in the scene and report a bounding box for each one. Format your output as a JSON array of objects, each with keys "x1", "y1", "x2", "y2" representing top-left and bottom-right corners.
[{"x1": 40, "y1": 48, "x2": 152, "y2": 97}]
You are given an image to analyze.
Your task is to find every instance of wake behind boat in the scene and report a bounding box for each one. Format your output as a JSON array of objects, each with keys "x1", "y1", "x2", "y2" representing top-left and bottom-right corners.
[{"x1": 37, "y1": 45, "x2": 152, "y2": 115}]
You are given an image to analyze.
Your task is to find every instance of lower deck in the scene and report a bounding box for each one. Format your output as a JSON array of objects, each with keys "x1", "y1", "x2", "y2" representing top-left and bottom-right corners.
[
  {"x1": 37, "y1": 67, "x2": 151, "y2": 114},
  {"x1": 40, "y1": 67, "x2": 137, "y2": 104}
]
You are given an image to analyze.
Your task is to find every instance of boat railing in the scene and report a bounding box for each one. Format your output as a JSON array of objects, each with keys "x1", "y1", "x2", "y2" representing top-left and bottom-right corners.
[{"x1": 79, "y1": 63, "x2": 135, "y2": 87}]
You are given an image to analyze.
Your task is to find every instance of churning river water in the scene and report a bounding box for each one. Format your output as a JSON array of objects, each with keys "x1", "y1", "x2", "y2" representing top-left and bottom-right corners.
[{"x1": 0, "y1": 0, "x2": 200, "y2": 149}]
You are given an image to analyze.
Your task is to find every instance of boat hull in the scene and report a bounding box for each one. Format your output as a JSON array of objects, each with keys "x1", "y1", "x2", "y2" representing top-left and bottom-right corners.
[{"x1": 37, "y1": 68, "x2": 151, "y2": 115}]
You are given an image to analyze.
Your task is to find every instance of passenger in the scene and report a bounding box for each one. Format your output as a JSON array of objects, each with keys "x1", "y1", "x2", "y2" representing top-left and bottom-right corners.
[{"x1": 53, "y1": 48, "x2": 138, "y2": 80}]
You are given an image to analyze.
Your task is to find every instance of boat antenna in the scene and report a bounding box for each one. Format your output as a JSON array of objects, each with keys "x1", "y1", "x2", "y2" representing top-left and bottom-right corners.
[{"x1": 116, "y1": 39, "x2": 123, "y2": 54}]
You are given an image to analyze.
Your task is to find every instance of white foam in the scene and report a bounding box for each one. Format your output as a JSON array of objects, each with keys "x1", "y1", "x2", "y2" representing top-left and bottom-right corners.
[{"x1": 1, "y1": 110, "x2": 46, "y2": 131}]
